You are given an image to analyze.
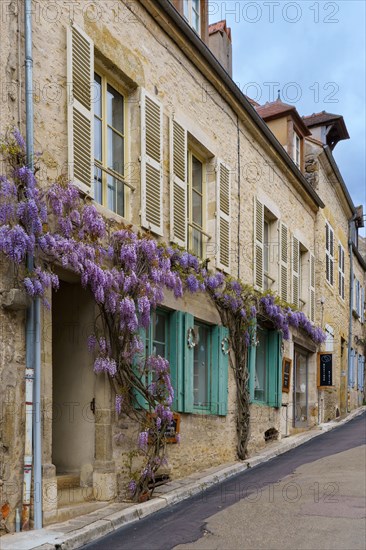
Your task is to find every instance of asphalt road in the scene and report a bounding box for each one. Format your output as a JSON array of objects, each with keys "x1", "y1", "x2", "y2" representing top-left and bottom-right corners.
[{"x1": 83, "y1": 412, "x2": 366, "y2": 550}]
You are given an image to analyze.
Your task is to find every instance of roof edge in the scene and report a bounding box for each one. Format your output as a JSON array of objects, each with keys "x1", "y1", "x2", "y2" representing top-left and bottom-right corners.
[{"x1": 142, "y1": 0, "x2": 325, "y2": 210}]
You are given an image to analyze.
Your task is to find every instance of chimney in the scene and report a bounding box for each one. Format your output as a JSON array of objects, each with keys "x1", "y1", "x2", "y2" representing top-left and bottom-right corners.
[{"x1": 208, "y1": 20, "x2": 232, "y2": 77}]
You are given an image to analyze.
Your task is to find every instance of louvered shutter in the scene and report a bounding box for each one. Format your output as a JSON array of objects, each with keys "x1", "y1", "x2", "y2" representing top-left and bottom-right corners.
[
  {"x1": 216, "y1": 162, "x2": 231, "y2": 272},
  {"x1": 329, "y1": 226, "x2": 334, "y2": 285},
  {"x1": 361, "y1": 287, "x2": 365, "y2": 324},
  {"x1": 170, "y1": 119, "x2": 187, "y2": 247},
  {"x1": 279, "y1": 223, "x2": 289, "y2": 302},
  {"x1": 338, "y1": 244, "x2": 345, "y2": 300},
  {"x1": 309, "y1": 252, "x2": 315, "y2": 322},
  {"x1": 254, "y1": 198, "x2": 264, "y2": 288},
  {"x1": 67, "y1": 24, "x2": 94, "y2": 194},
  {"x1": 325, "y1": 222, "x2": 334, "y2": 285},
  {"x1": 140, "y1": 90, "x2": 163, "y2": 236},
  {"x1": 292, "y1": 236, "x2": 300, "y2": 308}
]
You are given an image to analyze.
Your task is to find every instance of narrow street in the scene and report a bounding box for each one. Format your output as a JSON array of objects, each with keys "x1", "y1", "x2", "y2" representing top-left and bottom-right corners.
[{"x1": 84, "y1": 413, "x2": 366, "y2": 550}]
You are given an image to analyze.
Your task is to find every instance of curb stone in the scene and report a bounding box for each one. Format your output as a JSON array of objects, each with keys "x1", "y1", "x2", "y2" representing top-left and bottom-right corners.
[{"x1": 1, "y1": 406, "x2": 364, "y2": 550}]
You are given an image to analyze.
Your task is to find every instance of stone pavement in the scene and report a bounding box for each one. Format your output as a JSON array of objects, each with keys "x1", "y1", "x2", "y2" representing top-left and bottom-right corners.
[{"x1": 1, "y1": 407, "x2": 365, "y2": 550}]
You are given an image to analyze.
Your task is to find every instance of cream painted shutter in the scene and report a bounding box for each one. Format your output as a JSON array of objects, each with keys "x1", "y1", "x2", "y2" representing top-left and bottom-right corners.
[
  {"x1": 338, "y1": 244, "x2": 345, "y2": 300},
  {"x1": 216, "y1": 162, "x2": 231, "y2": 272},
  {"x1": 170, "y1": 118, "x2": 187, "y2": 247},
  {"x1": 67, "y1": 24, "x2": 94, "y2": 195},
  {"x1": 325, "y1": 222, "x2": 334, "y2": 285},
  {"x1": 309, "y1": 252, "x2": 315, "y2": 322},
  {"x1": 292, "y1": 236, "x2": 300, "y2": 308},
  {"x1": 279, "y1": 222, "x2": 289, "y2": 302},
  {"x1": 140, "y1": 90, "x2": 163, "y2": 236},
  {"x1": 254, "y1": 197, "x2": 264, "y2": 288}
]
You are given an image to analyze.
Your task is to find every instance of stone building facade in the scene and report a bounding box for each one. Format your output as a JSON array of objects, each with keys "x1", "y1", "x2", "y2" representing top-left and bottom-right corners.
[{"x1": 0, "y1": 0, "x2": 364, "y2": 533}]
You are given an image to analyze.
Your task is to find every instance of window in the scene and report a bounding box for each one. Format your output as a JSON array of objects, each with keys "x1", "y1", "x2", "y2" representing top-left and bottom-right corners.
[
  {"x1": 248, "y1": 326, "x2": 282, "y2": 407},
  {"x1": 263, "y1": 220, "x2": 269, "y2": 290},
  {"x1": 293, "y1": 132, "x2": 301, "y2": 168},
  {"x1": 325, "y1": 222, "x2": 334, "y2": 285},
  {"x1": 188, "y1": 151, "x2": 205, "y2": 257},
  {"x1": 94, "y1": 72, "x2": 126, "y2": 217},
  {"x1": 146, "y1": 310, "x2": 169, "y2": 358},
  {"x1": 183, "y1": 0, "x2": 201, "y2": 34},
  {"x1": 254, "y1": 198, "x2": 278, "y2": 291},
  {"x1": 254, "y1": 328, "x2": 268, "y2": 402},
  {"x1": 137, "y1": 310, "x2": 229, "y2": 415},
  {"x1": 338, "y1": 243, "x2": 345, "y2": 300},
  {"x1": 193, "y1": 322, "x2": 211, "y2": 408}
]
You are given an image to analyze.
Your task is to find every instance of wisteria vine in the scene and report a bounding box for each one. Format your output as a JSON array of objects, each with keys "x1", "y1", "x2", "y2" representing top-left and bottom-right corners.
[{"x1": 0, "y1": 130, "x2": 326, "y2": 498}]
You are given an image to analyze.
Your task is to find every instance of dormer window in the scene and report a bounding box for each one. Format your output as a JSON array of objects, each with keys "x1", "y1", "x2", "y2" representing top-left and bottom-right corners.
[
  {"x1": 293, "y1": 132, "x2": 301, "y2": 168},
  {"x1": 183, "y1": 0, "x2": 201, "y2": 35}
]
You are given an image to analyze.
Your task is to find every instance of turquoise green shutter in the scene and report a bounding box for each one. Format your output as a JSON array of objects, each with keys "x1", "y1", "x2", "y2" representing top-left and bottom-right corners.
[
  {"x1": 183, "y1": 312, "x2": 194, "y2": 413},
  {"x1": 248, "y1": 321, "x2": 257, "y2": 402},
  {"x1": 216, "y1": 327, "x2": 229, "y2": 416},
  {"x1": 248, "y1": 344, "x2": 256, "y2": 402},
  {"x1": 169, "y1": 311, "x2": 184, "y2": 412},
  {"x1": 133, "y1": 327, "x2": 149, "y2": 409},
  {"x1": 267, "y1": 331, "x2": 282, "y2": 408}
]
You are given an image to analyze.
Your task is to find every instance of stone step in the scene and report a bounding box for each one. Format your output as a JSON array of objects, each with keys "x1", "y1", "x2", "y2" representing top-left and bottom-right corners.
[
  {"x1": 58, "y1": 486, "x2": 94, "y2": 507},
  {"x1": 57, "y1": 474, "x2": 80, "y2": 490},
  {"x1": 44, "y1": 501, "x2": 110, "y2": 526}
]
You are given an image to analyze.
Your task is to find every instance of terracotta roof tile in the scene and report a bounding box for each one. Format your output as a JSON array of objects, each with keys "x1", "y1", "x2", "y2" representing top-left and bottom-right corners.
[
  {"x1": 208, "y1": 20, "x2": 232, "y2": 41},
  {"x1": 303, "y1": 111, "x2": 343, "y2": 127}
]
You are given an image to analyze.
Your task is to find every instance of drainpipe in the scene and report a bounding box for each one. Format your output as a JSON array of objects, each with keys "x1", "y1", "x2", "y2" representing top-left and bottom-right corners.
[
  {"x1": 347, "y1": 214, "x2": 357, "y2": 412},
  {"x1": 23, "y1": 0, "x2": 42, "y2": 530}
]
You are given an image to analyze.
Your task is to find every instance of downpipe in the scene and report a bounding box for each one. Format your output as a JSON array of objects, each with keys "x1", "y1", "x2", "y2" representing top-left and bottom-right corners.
[
  {"x1": 347, "y1": 214, "x2": 357, "y2": 413},
  {"x1": 22, "y1": 0, "x2": 42, "y2": 530}
]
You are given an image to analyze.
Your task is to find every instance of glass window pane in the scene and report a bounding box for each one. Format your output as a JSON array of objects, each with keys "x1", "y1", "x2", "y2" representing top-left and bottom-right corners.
[
  {"x1": 263, "y1": 221, "x2": 269, "y2": 272},
  {"x1": 183, "y1": 0, "x2": 189, "y2": 19},
  {"x1": 153, "y1": 343, "x2": 166, "y2": 358},
  {"x1": 107, "y1": 128, "x2": 124, "y2": 176},
  {"x1": 192, "y1": 228, "x2": 202, "y2": 258},
  {"x1": 107, "y1": 84, "x2": 124, "y2": 134},
  {"x1": 192, "y1": 10, "x2": 200, "y2": 33},
  {"x1": 192, "y1": 156, "x2": 202, "y2": 193},
  {"x1": 94, "y1": 166, "x2": 103, "y2": 205},
  {"x1": 107, "y1": 175, "x2": 124, "y2": 217},
  {"x1": 192, "y1": 190, "x2": 202, "y2": 226},
  {"x1": 94, "y1": 74, "x2": 102, "y2": 118},
  {"x1": 154, "y1": 313, "x2": 166, "y2": 344},
  {"x1": 94, "y1": 117, "x2": 102, "y2": 161},
  {"x1": 193, "y1": 324, "x2": 209, "y2": 407},
  {"x1": 254, "y1": 329, "x2": 267, "y2": 401}
]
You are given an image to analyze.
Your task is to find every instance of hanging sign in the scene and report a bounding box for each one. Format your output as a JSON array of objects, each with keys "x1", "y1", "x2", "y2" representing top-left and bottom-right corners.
[
  {"x1": 318, "y1": 353, "x2": 333, "y2": 387},
  {"x1": 282, "y1": 357, "x2": 292, "y2": 393}
]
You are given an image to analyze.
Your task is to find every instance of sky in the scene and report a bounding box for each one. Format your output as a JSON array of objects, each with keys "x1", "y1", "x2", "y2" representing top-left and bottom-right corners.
[{"x1": 209, "y1": 0, "x2": 366, "y2": 233}]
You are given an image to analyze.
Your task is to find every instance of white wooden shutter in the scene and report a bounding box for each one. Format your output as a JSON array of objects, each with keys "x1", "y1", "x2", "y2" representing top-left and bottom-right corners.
[
  {"x1": 325, "y1": 222, "x2": 334, "y2": 285},
  {"x1": 216, "y1": 162, "x2": 231, "y2": 272},
  {"x1": 338, "y1": 244, "x2": 345, "y2": 300},
  {"x1": 292, "y1": 236, "x2": 300, "y2": 308},
  {"x1": 170, "y1": 118, "x2": 187, "y2": 247},
  {"x1": 361, "y1": 287, "x2": 365, "y2": 324},
  {"x1": 67, "y1": 24, "x2": 94, "y2": 195},
  {"x1": 279, "y1": 222, "x2": 289, "y2": 302},
  {"x1": 254, "y1": 197, "x2": 264, "y2": 288},
  {"x1": 140, "y1": 89, "x2": 163, "y2": 236},
  {"x1": 309, "y1": 252, "x2": 315, "y2": 322}
]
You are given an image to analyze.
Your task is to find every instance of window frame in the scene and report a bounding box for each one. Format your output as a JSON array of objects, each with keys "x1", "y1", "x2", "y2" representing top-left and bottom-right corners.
[
  {"x1": 93, "y1": 68, "x2": 128, "y2": 218},
  {"x1": 248, "y1": 325, "x2": 282, "y2": 408},
  {"x1": 192, "y1": 320, "x2": 212, "y2": 412},
  {"x1": 293, "y1": 132, "x2": 301, "y2": 168},
  {"x1": 183, "y1": 0, "x2": 201, "y2": 35},
  {"x1": 187, "y1": 149, "x2": 206, "y2": 258}
]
